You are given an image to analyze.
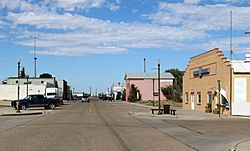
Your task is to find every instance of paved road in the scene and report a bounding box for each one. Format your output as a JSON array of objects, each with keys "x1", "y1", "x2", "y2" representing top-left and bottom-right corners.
[{"x1": 0, "y1": 100, "x2": 194, "y2": 151}]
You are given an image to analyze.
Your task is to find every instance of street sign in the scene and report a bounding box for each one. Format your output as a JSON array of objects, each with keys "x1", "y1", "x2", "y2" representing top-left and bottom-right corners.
[{"x1": 153, "y1": 92, "x2": 159, "y2": 96}]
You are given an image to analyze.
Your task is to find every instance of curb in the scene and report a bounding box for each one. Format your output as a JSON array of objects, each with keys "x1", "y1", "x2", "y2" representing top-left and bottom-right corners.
[
  {"x1": 129, "y1": 111, "x2": 178, "y2": 119},
  {"x1": 231, "y1": 138, "x2": 250, "y2": 151},
  {"x1": 0, "y1": 111, "x2": 43, "y2": 116}
]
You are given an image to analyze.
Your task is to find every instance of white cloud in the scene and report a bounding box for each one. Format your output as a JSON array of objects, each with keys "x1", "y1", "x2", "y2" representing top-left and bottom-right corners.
[
  {"x1": 51, "y1": 0, "x2": 106, "y2": 11},
  {"x1": 107, "y1": 3, "x2": 120, "y2": 12},
  {"x1": 184, "y1": 0, "x2": 201, "y2": 4},
  {"x1": 2, "y1": 0, "x2": 250, "y2": 56},
  {"x1": 147, "y1": 2, "x2": 250, "y2": 31}
]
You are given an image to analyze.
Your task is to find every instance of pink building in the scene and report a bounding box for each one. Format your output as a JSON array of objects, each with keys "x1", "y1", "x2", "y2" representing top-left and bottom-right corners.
[{"x1": 124, "y1": 72, "x2": 174, "y2": 101}]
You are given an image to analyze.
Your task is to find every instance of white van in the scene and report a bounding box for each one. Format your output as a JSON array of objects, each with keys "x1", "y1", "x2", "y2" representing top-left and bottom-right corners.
[{"x1": 46, "y1": 88, "x2": 59, "y2": 99}]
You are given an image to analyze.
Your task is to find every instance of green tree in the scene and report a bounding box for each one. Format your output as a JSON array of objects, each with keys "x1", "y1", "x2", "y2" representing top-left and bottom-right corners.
[
  {"x1": 20, "y1": 67, "x2": 26, "y2": 78},
  {"x1": 122, "y1": 89, "x2": 126, "y2": 101},
  {"x1": 161, "y1": 86, "x2": 174, "y2": 100},
  {"x1": 165, "y1": 68, "x2": 184, "y2": 102},
  {"x1": 116, "y1": 92, "x2": 121, "y2": 100},
  {"x1": 128, "y1": 84, "x2": 141, "y2": 102},
  {"x1": 39, "y1": 73, "x2": 52, "y2": 78}
]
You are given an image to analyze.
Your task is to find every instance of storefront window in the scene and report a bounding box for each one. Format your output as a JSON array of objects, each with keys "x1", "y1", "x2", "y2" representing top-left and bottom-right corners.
[
  {"x1": 208, "y1": 92, "x2": 213, "y2": 104},
  {"x1": 185, "y1": 92, "x2": 188, "y2": 104},
  {"x1": 197, "y1": 92, "x2": 201, "y2": 104}
]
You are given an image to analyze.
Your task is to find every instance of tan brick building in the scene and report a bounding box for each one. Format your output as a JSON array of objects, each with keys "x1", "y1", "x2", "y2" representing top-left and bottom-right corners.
[
  {"x1": 183, "y1": 48, "x2": 250, "y2": 116},
  {"x1": 183, "y1": 48, "x2": 231, "y2": 114}
]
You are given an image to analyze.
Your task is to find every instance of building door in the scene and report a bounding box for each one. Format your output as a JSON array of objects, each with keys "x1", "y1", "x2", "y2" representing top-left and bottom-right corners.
[{"x1": 191, "y1": 93, "x2": 195, "y2": 110}]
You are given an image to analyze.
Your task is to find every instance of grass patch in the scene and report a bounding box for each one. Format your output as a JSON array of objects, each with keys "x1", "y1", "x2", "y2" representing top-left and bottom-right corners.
[{"x1": 138, "y1": 100, "x2": 182, "y2": 108}]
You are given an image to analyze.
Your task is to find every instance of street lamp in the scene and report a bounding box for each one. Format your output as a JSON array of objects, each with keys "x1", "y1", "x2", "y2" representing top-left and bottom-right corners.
[
  {"x1": 157, "y1": 59, "x2": 161, "y2": 115},
  {"x1": 16, "y1": 59, "x2": 21, "y2": 113},
  {"x1": 26, "y1": 74, "x2": 29, "y2": 96}
]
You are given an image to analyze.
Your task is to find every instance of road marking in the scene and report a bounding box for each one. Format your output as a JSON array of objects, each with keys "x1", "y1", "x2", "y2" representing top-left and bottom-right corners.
[{"x1": 88, "y1": 103, "x2": 92, "y2": 113}]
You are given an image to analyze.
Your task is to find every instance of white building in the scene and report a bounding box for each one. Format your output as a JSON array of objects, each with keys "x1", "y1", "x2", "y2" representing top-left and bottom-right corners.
[
  {"x1": 231, "y1": 54, "x2": 250, "y2": 116},
  {"x1": 0, "y1": 77, "x2": 57, "y2": 102},
  {"x1": 112, "y1": 83, "x2": 126, "y2": 100},
  {"x1": 0, "y1": 84, "x2": 46, "y2": 101}
]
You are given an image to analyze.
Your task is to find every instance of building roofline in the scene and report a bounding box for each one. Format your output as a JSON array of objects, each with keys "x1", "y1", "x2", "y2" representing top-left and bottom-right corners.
[{"x1": 190, "y1": 48, "x2": 220, "y2": 60}]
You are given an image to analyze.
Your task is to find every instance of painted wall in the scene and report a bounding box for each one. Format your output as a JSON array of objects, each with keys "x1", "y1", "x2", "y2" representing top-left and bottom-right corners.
[
  {"x1": 126, "y1": 79, "x2": 173, "y2": 101},
  {"x1": 232, "y1": 74, "x2": 250, "y2": 116},
  {"x1": 0, "y1": 84, "x2": 46, "y2": 101}
]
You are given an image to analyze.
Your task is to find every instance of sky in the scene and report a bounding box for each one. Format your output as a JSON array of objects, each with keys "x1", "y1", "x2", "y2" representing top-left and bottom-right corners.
[{"x1": 1, "y1": 0, "x2": 250, "y2": 93}]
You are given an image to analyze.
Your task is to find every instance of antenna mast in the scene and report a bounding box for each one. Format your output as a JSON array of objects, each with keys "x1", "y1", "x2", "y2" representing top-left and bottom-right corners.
[
  {"x1": 230, "y1": 10, "x2": 233, "y2": 60},
  {"x1": 229, "y1": 10, "x2": 233, "y2": 116}
]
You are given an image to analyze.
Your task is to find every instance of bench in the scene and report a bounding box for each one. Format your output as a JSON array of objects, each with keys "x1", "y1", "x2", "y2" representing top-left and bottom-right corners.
[
  {"x1": 170, "y1": 109, "x2": 177, "y2": 115},
  {"x1": 151, "y1": 108, "x2": 164, "y2": 114}
]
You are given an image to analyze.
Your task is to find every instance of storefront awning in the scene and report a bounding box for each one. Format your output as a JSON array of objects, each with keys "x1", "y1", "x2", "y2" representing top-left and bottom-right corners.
[{"x1": 216, "y1": 88, "x2": 228, "y2": 100}]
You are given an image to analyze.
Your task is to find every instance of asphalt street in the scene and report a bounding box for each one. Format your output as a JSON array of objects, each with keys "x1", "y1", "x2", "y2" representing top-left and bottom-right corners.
[{"x1": 0, "y1": 99, "x2": 194, "y2": 151}]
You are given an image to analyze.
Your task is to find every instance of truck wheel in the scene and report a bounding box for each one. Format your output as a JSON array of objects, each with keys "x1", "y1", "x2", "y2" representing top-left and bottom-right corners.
[
  {"x1": 20, "y1": 104, "x2": 27, "y2": 110},
  {"x1": 49, "y1": 103, "x2": 56, "y2": 110}
]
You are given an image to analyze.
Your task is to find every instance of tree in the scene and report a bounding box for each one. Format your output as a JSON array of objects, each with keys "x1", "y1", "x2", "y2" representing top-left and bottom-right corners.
[
  {"x1": 116, "y1": 92, "x2": 121, "y2": 100},
  {"x1": 39, "y1": 73, "x2": 52, "y2": 78},
  {"x1": 161, "y1": 86, "x2": 174, "y2": 100},
  {"x1": 165, "y1": 68, "x2": 184, "y2": 102},
  {"x1": 122, "y1": 89, "x2": 126, "y2": 101},
  {"x1": 128, "y1": 84, "x2": 141, "y2": 102},
  {"x1": 20, "y1": 67, "x2": 26, "y2": 78}
]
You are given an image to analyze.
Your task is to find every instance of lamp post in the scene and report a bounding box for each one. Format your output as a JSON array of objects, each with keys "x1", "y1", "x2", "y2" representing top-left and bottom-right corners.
[
  {"x1": 26, "y1": 74, "x2": 29, "y2": 96},
  {"x1": 157, "y1": 59, "x2": 161, "y2": 115},
  {"x1": 217, "y1": 80, "x2": 221, "y2": 117},
  {"x1": 16, "y1": 59, "x2": 21, "y2": 113}
]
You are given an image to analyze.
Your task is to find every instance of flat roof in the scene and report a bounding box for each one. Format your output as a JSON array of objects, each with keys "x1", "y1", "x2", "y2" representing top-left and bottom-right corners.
[{"x1": 125, "y1": 72, "x2": 174, "y2": 80}]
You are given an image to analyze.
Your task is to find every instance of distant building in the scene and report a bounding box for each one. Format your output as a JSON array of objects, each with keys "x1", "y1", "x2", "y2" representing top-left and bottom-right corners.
[
  {"x1": 58, "y1": 80, "x2": 72, "y2": 100},
  {"x1": 183, "y1": 48, "x2": 250, "y2": 116},
  {"x1": 0, "y1": 77, "x2": 57, "y2": 101},
  {"x1": 0, "y1": 77, "x2": 72, "y2": 102},
  {"x1": 3, "y1": 77, "x2": 57, "y2": 87},
  {"x1": 112, "y1": 83, "x2": 126, "y2": 100},
  {"x1": 124, "y1": 72, "x2": 174, "y2": 101}
]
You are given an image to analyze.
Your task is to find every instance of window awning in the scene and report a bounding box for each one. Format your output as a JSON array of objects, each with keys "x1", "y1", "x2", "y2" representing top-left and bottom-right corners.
[{"x1": 216, "y1": 88, "x2": 228, "y2": 100}]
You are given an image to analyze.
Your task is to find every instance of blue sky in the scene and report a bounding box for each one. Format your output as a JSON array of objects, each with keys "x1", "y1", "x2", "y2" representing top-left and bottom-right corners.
[{"x1": 1, "y1": 0, "x2": 250, "y2": 93}]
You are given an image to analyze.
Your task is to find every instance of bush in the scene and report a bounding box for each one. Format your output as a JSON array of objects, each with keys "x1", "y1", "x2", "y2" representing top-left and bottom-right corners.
[
  {"x1": 161, "y1": 86, "x2": 174, "y2": 100},
  {"x1": 128, "y1": 84, "x2": 141, "y2": 102},
  {"x1": 116, "y1": 92, "x2": 121, "y2": 100},
  {"x1": 122, "y1": 89, "x2": 126, "y2": 101}
]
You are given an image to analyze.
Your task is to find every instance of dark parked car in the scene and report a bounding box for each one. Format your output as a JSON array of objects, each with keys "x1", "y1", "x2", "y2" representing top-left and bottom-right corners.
[{"x1": 11, "y1": 94, "x2": 60, "y2": 110}]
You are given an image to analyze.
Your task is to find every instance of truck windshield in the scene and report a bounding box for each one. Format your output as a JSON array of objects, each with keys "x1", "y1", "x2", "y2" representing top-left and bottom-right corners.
[
  {"x1": 23, "y1": 96, "x2": 32, "y2": 100},
  {"x1": 47, "y1": 93, "x2": 56, "y2": 96}
]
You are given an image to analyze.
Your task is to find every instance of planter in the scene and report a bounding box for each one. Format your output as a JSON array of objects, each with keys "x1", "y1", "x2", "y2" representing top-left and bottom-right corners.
[
  {"x1": 205, "y1": 107, "x2": 212, "y2": 113},
  {"x1": 213, "y1": 108, "x2": 220, "y2": 114}
]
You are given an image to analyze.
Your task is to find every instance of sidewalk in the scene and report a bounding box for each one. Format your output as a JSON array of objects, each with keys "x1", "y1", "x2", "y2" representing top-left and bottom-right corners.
[
  {"x1": 125, "y1": 101, "x2": 230, "y2": 120},
  {"x1": 0, "y1": 106, "x2": 47, "y2": 116},
  {"x1": 232, "y1": 138, "x2": 250, "y2": 151},
  {"x1": 126, "y1": 102, "x2": 250, "y2": 151}
]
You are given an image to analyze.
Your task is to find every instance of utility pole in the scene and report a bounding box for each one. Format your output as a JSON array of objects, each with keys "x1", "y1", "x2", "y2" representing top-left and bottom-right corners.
[
  {"x1": 90, "y1": 87, "x2": 92, "y2": 97},
  {"x1": 144, "y1": 58, "x2": 146, "y2": 73},
  {"x1": 157, "y1": 59, "x2": 161, "y2": 115},
  {"x1": 217, "y1": 80, "x2": 221, "y2": 117},
  {"x1": 16, "y1": 59, "x2": 21, "y2": 113},
  {"x1": 153, "y1": 79, "x2": 155, "y2": 106},
  {"x1": 34, "y1": 32, "x2": 37, "y2": 78},
  {"x1": 26, "y1": 74, "x2": 29, "y2": 96}
]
